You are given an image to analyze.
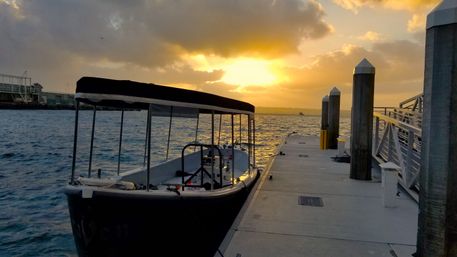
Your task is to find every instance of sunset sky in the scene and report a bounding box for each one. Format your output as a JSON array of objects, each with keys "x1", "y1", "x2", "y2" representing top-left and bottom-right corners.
[{"x1": 0, "y1": 0, "x2": 440, "y2": 109}]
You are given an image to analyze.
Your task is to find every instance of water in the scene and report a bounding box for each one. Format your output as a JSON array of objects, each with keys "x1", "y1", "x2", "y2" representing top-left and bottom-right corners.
[{"x1": 0, "y1": 110, "x2": 349, "y2": 256}]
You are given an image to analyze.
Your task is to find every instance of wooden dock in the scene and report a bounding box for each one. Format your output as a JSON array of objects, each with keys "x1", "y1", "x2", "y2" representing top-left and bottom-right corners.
[{"x1": 219, "y1": 134, "x2": 418, "y2": 257}]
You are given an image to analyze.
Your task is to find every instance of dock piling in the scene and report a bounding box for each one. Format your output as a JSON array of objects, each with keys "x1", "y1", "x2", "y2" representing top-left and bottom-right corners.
[
  {"x1": 417, "y1": 1, "x2": 457, "y2": 256},
  {"x1": 327, "y1": 87, "x2": 341, "y2": 149},
  {"x1": 320, "y1": 95, "x2": 329, "y2": 149},
  {"x1": 350, "y1": 58, "x2": 375, "y2": 180}
]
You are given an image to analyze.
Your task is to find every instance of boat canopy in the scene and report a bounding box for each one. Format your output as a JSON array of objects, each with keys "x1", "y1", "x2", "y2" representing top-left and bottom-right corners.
[{"x1": 75, "y1": 77, "x2": 255, "y2": 115}]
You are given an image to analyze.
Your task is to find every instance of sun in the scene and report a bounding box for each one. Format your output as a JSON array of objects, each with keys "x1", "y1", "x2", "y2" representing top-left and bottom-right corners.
[{"x1": 220, "y1": 58, "x2": 279, "y2": 87}]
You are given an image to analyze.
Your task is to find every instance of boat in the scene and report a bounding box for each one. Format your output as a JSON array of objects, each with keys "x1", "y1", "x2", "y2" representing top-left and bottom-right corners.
[{"x1": 65, "y1": 77, "x2": 260, "y2": 257}]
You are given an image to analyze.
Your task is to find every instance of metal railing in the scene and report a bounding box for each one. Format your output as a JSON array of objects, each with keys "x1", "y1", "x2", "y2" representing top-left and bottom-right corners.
[
  {"x1": 373, "y1": 104, "x2": 422, "y2": 201},
  {"x1": 399, "y1": 93, "x2": 423, "y2": 112}
]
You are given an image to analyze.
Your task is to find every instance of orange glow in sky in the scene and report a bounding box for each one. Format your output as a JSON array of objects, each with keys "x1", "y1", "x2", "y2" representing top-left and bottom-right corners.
[
  {"x1": 0, "y1": 0, "x2": 441, "y2": 108},
  {"x1": 220, "y1": 58, "x2": 279, "y2": 87}
]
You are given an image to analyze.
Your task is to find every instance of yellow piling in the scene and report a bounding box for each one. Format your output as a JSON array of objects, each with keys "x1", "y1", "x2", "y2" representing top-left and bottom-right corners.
[{"x1": 320, "y1": 130, "x2": 328, "y2": 150}]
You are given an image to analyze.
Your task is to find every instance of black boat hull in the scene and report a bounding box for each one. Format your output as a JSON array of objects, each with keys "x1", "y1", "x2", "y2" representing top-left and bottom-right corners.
[{"x1": 65, "y1": 172, "x2": 258, "y2": 257}]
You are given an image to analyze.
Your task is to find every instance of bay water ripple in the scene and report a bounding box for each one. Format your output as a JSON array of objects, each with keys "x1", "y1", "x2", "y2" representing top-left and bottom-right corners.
[{"x1": 0, "y1": 110, "x2": 349, "y2": 256}]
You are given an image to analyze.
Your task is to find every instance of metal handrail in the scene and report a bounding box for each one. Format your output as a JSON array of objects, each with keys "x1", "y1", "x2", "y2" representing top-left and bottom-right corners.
[
  {"x1": 373, "y1": 109, "x2": 422, "y2": 201},
  {"x1": 399, "y1": 93, "x2": 423, "y2": 112},
  {"x1": 374, "y1": 107, "x2": 422, "y2": 129},
  {"x1": 181, "y1": 143, "x2": 224, "y2": 191}
]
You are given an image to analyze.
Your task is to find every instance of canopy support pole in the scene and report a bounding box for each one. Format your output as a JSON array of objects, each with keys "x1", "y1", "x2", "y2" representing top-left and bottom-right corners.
[
  {"x1": 117, "y1": 109, "x2": 124, "y2": 175},
  {"x1": 70, "y1": 101, "x2": 80, "y2": 184},
  {"x1": 211, "y1": 111, "x2": 215, "y2": 191},
  {"x1": 248, "y1": 115, "x2": 251, "y2": 175},
  {"x1": 88, "y1": 106, "x2": 97, "y2": 178},
  {"x1": 143, "y1": 108, "x2": 151, "y2": 166},
  {"x1": 146, "y1": 104, "x2": 152, "y2": 191},
  {"x1": 218, "y1": 114, "x2": 222, "y2": 145},
  {"x1": 231, "y1": 114, "x2": 235, "y2": 186},
  {"x1": 166, "y1": 106, "x2": 173, "y2": 161},
  {"x1": 253, "y1": 116, "x2": 256, "y2": 168},
  {"x1": 194, "y1": 113, "x2": 199, "y2": 152},
  {"x1": 239, "y1": 114, "x2": 242, "y2": 145}
]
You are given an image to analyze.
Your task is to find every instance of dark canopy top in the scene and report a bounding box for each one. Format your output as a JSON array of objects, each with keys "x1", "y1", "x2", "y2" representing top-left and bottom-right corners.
[{"x1": 75, "y1": 77, "x2": 255, "y2": 115}]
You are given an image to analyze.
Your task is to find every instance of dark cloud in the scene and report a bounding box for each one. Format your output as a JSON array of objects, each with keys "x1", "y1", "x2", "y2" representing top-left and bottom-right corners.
[
  {"x1": 149, "y1": 0, "x2": 333, "y2": 56},
  {"x1": 0, "y1": 0, "x2": 334, "y2": 96},
  {"x1": 0, "y1": 0, "x2": 332, "y2": 73}
]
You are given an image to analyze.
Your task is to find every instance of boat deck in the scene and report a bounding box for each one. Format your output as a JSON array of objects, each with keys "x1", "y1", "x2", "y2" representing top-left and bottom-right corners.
[{"x1": 220, "y1": 135, "x2": 418, "y2": 257}]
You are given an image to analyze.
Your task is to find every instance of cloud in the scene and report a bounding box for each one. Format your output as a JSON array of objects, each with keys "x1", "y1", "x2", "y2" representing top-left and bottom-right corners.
[
  {"x1": 357, "y1": 31, "x2": 383, "y2": 41},
  {"x1": 0, "y1": 0, "x2": 19, "y2": 9},
  {"x1": 148, "y1": 0, "x2": 333, "y2": 57},
  {"x1": 0, "y1": 0, "x2": 427, "y2": 109},
  {"x1": 0, "y1": 0, "x2": 333, "y2": 75},
  {"x1": 246, "y1": 39, "x2": 425, "y2": 108},
  {"x1": 408, "y1": 13, "x2": 427, "y2": 32},
  {"x1": 332, "y1": 0, "x2": 439, "y2": 12},
  {"x1": 332, "y1": 0, "x2": 439, "y2": 34}
]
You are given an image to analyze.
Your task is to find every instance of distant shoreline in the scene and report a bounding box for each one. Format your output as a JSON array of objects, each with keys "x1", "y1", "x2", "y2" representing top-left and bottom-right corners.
[
  {"x1": 0, "y1": 103, "x2": 76, "y2": 110},
  {"x1": 256, "y1": 107, "x2": 350, "y2": 117},
  {"x1": 0, "y1": 104, "x2": 350, "y2": 117}
]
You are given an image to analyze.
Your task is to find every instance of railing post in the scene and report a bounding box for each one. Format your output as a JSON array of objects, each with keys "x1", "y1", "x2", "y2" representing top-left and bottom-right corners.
[
  {"x1": 417, "y1": 1, "x2": 457, "y2": 256},
  {"x1": 350, "y1": 58, "x2": 375, "y2": 180},
  {"x1": 407, "y1": 130, "x2": 414, "y2": 186},
  {"x1": 388, "y1": 125, "x2": 393, "y2": 162},
  {"x1": 374, "y1": 116, "x2": 380, "y2": 153},
  {"x1": 327, "y1": 87, "x2": 341, "y2": 149}
]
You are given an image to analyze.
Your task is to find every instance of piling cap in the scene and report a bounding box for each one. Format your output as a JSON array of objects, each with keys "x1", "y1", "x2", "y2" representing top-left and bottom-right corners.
[
  {"x1": 322, "y1": 95, "x2": 329, "y2": 102},
  {"x1": 354, "y1": 58, "x2": 375, "y2": 75},
  {"x1": 427, "y1": 0, "x2": 457, "y2": 29},
  {"x1": 329, "y1": 87, "x2": 340, "y2": 96}
]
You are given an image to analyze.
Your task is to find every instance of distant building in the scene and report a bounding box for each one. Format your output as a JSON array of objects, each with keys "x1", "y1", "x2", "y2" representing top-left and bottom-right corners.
[
  {"x1": 0, "y1": 72, "x2": 74, "y2": 107},
  {"x1": 0, "y1": 73, "x2": 42, "y2": 103},
  {"x1": 41, "y1": 92, "x2": 75, "y2": 106}
]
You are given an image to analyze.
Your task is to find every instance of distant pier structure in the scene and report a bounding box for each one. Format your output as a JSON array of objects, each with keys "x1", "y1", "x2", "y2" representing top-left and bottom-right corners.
[
  {"x1": 0, "y1": 73, "x2": 43, "y2": 103},
  {"x1": 0, "y1": 72, "x2": 74, "y2": 107}
]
